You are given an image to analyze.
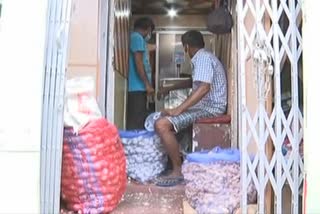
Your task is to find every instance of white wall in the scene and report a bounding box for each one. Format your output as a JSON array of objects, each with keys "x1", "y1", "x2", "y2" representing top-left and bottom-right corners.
[
  {"x1": 132, "y1": 15, "x2": 207, "y2": 29},
  {"x1": 303, "y1": 0, "x2": 320, "y2": 213},
  {"x1": 0, "y1": 0, "x2": 47, "y2": 213}
]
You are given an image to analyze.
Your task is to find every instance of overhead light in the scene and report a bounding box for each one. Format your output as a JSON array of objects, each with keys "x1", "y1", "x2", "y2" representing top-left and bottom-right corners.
[
  {"x1": 115, "y1": 10, "x2": 130, "y2": 18},
  {"x1": 168, "y1": 8, "x2": 177, "y2": 17}
]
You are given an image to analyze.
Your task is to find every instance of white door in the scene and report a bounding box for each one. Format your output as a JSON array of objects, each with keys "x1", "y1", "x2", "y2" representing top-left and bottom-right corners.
[{"x1": 237, "y1": 0, "x2": 303, "y2": 213}]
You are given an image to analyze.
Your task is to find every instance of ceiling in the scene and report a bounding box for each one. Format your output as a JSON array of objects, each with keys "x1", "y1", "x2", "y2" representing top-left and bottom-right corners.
[{"x1": 132, "y1": 0, "x2": 213, "y2": 15}]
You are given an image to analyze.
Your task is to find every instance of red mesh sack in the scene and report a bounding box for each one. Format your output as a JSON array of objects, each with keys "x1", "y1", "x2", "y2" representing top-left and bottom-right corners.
[{"x1": 61, "y1": 118, "x2": 126, "y2": 214}]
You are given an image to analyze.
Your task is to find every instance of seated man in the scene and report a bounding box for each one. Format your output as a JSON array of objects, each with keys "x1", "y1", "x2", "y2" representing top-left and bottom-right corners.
[{"x1": 155, "y1": 30, "x2": 227, "y2": 186}]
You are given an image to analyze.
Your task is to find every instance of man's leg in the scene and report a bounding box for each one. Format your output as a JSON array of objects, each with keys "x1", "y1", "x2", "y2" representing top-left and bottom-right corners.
[
  {"x1": 155, "y1": 108, "x2": 214, "y2": 179},
  {"x1": 126, "y1": 91, "x2": 147, "y2": 130},
  {"x1": 155, "y1": 117, "x2": 182, "y2": 177}
]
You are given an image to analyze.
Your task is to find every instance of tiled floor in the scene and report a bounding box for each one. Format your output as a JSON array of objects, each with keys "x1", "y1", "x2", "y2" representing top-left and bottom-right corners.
[
  {"x1": 60, "y1": 180, "x2": 259, "y2": 214},
  {"x1": 60, "y1": 180, "x2": 187, "y2": 214},
  {"x1": 111, "y1": 180, "x2": 186, "y2": 214}
]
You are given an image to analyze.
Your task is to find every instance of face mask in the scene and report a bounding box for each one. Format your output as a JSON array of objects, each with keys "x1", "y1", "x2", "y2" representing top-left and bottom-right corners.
[{"x1": 145, "y1": 33, "x2": 151, "y2": 42}]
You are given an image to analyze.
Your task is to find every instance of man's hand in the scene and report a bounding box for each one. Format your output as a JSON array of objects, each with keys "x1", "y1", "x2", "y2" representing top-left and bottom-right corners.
[
  {"x1": 146, "y1": 83, "x2": 155, "y2": 96},
  {"x1": 157, "y1": 86, "x2": 169, "y2": 100},
  {"x1": 162, "y1": 107, "x2": 183, "y2": 117}
]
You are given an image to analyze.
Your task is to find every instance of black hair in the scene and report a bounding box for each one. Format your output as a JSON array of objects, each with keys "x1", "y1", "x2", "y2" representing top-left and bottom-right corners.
[
  {"x1": 181, "y1": 30, "x2": 205, "y2": 48},
  {"x1": 134, "y1": 17, "x2": 155, "y2": 31}
]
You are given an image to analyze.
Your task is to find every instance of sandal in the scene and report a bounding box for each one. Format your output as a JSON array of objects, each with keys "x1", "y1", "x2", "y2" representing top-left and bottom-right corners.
[{"x1": 154, "y1": 176, "x2": 184, "y2": 187}]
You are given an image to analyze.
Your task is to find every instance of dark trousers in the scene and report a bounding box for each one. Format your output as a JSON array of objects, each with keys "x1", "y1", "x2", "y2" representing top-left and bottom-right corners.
[{"x1": 126, "y1": 91, "x2": 153, "y2": 130}]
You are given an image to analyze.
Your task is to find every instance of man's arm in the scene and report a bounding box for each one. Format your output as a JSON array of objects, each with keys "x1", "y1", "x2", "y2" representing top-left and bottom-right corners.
[
  {"x1": 177, "y1": 82, "x2": 210, "y2": 112},
  {"x1": 134, "y1": 52, "x2": 154, "y2": 94},
  {"x1": 157, "y1": 78, "x2": 192, "y2": 99},
  {"x1": 163, "y1": 81, "x2": 210, "y2": 116},
  {"x1": 134, "y1": 52, "x2": 151, "y2": 87}
]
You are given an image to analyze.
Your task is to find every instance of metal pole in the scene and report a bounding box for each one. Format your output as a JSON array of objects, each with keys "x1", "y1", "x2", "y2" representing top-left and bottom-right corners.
[
  {"x1": 271, "y1": 0, "x2": 283, "y2": 213},
  {"x1": 237, "y1": 0, "x2": 248, "y2": 211},
  {"x1": 42, "y1": 0, "x2": 60, "y2": 212},
  {"x1": 41, "y1": 0, "x2": 54, "y2": 212},
  {"x1": 289, "y1": 0, "x2": 300, "y2": 212},
  {"x1": 53, "y1": 0, "x2": 73, "y2": 213},
  {"x1": 155, "y1": 32, "x2": 160, "y2": 112},
  {"x1": 258, "y1": 64, "x2": 265, "y2": 214}
]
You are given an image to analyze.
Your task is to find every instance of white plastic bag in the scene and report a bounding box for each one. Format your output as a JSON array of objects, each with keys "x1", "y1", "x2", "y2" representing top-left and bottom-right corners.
[{"x1": 64, "y1": 77, "x2": 102, "y2": 133}]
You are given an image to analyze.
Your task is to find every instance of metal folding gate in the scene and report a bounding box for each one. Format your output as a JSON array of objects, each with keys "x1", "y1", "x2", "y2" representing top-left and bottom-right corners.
[
  {"x1": 237, "y1": 0, "x2": 303, "y2": 213},
  {"x1": 40, "y1": 0, "x2": 73, "y2": 213}
]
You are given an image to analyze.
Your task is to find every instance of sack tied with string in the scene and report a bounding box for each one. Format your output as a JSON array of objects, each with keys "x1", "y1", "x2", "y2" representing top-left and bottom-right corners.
[{"x1": 61, "y1": 77, "x2": 127, "y2": 213}]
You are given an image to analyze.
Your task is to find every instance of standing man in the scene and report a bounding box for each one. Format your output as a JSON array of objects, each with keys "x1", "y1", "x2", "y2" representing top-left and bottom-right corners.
[
  {"x1": 127, "y1": 17, "x2": 155, "y2": 130},
  {"x1": 155, "y1": 30, "x2": 227, "y2": 186}
]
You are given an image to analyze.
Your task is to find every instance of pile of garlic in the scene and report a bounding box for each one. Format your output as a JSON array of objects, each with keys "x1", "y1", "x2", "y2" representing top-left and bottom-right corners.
[{"x1": 121, "y1": 132, "x2": 167, "y2": 183}]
